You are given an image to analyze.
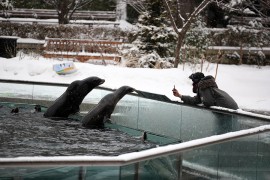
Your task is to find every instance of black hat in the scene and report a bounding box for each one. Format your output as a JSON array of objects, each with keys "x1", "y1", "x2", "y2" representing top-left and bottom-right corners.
[{"x1": 189, "y1": 72, "x2": 205, "y2": 84}]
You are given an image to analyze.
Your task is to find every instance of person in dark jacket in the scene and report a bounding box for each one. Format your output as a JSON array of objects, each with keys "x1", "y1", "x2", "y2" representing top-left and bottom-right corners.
[{"x1": 172, "y1": 72, "x2": 239, "y2": 110}]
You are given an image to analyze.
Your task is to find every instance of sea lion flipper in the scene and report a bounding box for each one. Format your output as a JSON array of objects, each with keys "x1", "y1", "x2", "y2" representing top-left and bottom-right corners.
[{"x1": 104, "y1": 116, "x2": 112, "y2": 124}]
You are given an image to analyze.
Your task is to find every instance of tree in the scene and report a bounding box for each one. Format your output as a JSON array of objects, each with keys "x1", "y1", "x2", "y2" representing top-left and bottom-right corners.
[
  {"x1": 134, "y1": 0, "x2": 176, "y2": 58},
  {"x1": 163, "y1": 0, "x2": 213, "y2": 68},
  {"x1": 163, "y1": 0, "x2": 270, "y2": 67},
  {"x1": 43, "y1": 0, "x2": 94, "y2": 24},
  {"x1": 83, "y1": 0, "x2": 116, "y2": 11},
  {"x1": 216, "y1": 0, "x2": 270, "y2": 64},
  {"x1": 12, "y1": 0, "x2": 52, "y2": 9},
  {"x1": 1, "y1": 0, "x2": 13, "y2": 11}
]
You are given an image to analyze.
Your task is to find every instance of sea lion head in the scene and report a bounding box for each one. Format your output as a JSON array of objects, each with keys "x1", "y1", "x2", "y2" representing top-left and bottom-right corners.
[
  {"x1": 65, "y1": 76, "x2": 105, "y2": 109},
  {"x1": 113, "y1": 86, "x2": 135, "y2": 100},
  {"x1": 75, "y1": 76, "x2": 105, "y2": 97},
  {"x1": 83, "y1": 76, "x2": 105, "y2": 88},
  {"x1": 116, "y1": 86, "x2": 135, "y2": 96},
  {"x1": 117, "y1": 86, "x2": 135, "y2": 94}
]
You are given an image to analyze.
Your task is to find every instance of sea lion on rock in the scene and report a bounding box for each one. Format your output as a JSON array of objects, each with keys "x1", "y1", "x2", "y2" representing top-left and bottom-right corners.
[
  {"x1": 44, "y1": 76, "x2": 105, "y2": 118},
  {"x1": 82, "y1": 86, "x2": 135, "y2": 129}
]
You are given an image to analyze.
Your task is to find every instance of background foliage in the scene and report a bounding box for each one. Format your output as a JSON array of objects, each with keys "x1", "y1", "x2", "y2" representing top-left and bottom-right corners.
[{"x1": 12, "y1": 0, "x2": 116, "y2": 10}]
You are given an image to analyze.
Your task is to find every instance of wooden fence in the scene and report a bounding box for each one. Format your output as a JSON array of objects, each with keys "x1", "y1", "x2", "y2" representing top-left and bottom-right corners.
[{"x1": 43, "y1": 38, "x2": 123, "y2": 63}]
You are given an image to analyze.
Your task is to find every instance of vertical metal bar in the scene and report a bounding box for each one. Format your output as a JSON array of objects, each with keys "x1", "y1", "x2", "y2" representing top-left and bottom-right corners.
[
  {"x1": 78, "y1": 166, "x2": 86, "y2": 180},
  {"x1": 177, "y1": 153, "x2": 183, "y2": 180},
  {"x1": 134, "y1": 162, "x2": 139, "y2": 180},
  {"x1": 119, "y1": 166, "x2": 122, "y2": 180}
]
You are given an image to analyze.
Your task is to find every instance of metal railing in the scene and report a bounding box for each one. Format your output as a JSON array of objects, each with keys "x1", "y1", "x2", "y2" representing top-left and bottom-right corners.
[{"x1": 1, "y1": 125, "x2": 270, "y2": 167}]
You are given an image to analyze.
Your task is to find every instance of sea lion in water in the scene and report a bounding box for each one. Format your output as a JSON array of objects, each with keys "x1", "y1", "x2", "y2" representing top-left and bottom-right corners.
[
  {"x1": 82, "y1": 86, "x2": 135, "y2": 128},
  {"x1": 44, "y1": 76, "x2": 105, "y2": 118},
  {"x1": 11, "y1": 107, "x2": 19, "y2": 114}
]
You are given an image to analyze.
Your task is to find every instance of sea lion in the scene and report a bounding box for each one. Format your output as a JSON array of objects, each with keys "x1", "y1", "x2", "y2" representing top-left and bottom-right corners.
[
  {"x1": 44, "y1": 76, "x2": 105, "y2": 118},
  {"x1": 82, "y1": 86, "x2": 135, "y2": 128},
  {"x1": 11, "y1": 107, "x2": 19, "y2": 114},
  {"x1": 34, "y1": 105, "x2": 41, "y2": 112}
]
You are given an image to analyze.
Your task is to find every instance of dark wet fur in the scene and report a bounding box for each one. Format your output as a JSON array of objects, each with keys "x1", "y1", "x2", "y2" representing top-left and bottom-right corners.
[
  {"x1": 82, "y1": 86, "x2": 134, "y2": 129},
  {"x1": 44, "y1": 76, "x2": 105, "y2": 118}
]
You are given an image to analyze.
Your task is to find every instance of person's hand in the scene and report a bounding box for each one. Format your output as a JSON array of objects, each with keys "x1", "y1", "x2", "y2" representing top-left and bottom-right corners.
[{"x1": 172, "y1": 85, "x2": 181, "y2": 98}]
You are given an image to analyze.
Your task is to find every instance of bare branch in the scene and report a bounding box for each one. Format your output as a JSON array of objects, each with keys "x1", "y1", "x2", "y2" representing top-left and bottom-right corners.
[
  {"x1": 123, "y1": 0, "x2": 147, "y2": 13},
  {"x1": 246, "y1": 0, "x2": 268, "y2": 18},
  {"x1": 176, "y1": 0, "x2": 185, "y2": 24},
  {"x1": 182, "y1": 0, "x2": 212, "y2": 34},
  {"x1": 162, "y1": 0, "x2": 179, "y2": 33},
  {"x1": 42, "y1": 0, "x2": 94, "y2": 24}
]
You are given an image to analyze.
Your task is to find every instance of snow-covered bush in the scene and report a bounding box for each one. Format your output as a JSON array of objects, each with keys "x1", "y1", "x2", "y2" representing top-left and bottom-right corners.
[
  {"x1": 122, "y1": 47, "x2": 173, "y2": 69},
  {"x1": 138, "y1": 52, "x2": 173, "y2": 68},
  {"x1": 0, "y1": 23, "x2": 129, "y2": 41},
  {"x1": 225, "y1": 51, "x2": 240, "y2": 64},
  {"x1": 132, "y1": 0, "x2": 176, "y2": 58},
  {"x1": 0, "y1": 0, "x2": 13, "y2": 18},
  {"x1": 184, "y1": 16, "x2": 210, "y2": 62},
  {"x1": 256, "y1": 50, "x2": 266, "y2": 66},
  {"x1": 0, "y1": 0, "x2": 13, "y2": 10}
]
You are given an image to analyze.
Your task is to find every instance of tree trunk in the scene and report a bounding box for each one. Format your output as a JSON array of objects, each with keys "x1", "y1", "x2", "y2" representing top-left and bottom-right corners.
[
  {"x1": 239, "y1": 40, "x2": 243, "y2": 65},
  {"x1": 58, "y1": 11, "x2": 70, "y2": 24},
  {"x1": 57, "y1": 1, "x2": 70, "y2": 24},
  {"x1": 163, "y1": 0, "x2": 212, "y2": 68},
  {"x1": 174, "y1": 34, "x2": 183, "y2": 68},
  {"x1": 58, "y1": 15, "x2": 69, "y2": 24}
]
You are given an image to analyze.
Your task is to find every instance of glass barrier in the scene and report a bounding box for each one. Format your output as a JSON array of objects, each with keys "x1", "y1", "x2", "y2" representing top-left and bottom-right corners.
[
  {"x1": 1, "y1": 81, "x2": 269, "y2": 142},
  {"x1": 181, "y1": 131, "x2": 270, "y2": 179},
  {"x1": 112, "y1": 94, "x2": 270, "y2": 142},
  {"x1": 137, "y1": 98, "x2": 182, "y2": 139},
  {"x1": 0, "y1": 166, "x2": 120, "y2": 180},
  {"x1": 1, "y1": 131, "x2": 269, "y2": 180},
  {"x1": 0, "y1": 82, "x2": 34, "y2": 100},
  {"x1": 0, "y1": 82, "x2": 109, "y2": 112}
]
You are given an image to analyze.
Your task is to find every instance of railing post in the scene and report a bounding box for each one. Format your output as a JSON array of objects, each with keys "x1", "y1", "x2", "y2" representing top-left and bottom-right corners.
[
  {"x1": 134, "y1": 162, "x2": 139, "y2": 180},
  {"x1": 177, "y1": 153, "x2": 183, "y2": 180},
  {"x1": 78, "y1": 166, "x2": 86, "y2": 180}
]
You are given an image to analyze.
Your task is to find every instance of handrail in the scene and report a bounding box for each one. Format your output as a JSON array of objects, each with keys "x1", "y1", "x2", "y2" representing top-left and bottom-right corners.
[{"x1": 1, "y1": 125, "x2": 270, "y2": 167}]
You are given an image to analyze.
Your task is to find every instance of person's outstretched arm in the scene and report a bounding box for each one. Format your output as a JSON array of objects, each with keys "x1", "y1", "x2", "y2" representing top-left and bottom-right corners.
[{"x1": 172, "y1": 87, "x2": 201, "y2": 105}]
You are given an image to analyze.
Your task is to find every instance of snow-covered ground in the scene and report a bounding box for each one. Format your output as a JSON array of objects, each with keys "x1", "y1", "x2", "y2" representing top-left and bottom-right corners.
[{"x1": 0, "y1": 55, "x2": 269, "y2": 114}]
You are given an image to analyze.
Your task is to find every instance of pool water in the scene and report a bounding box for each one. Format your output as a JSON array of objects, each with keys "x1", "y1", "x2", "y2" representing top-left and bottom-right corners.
[{"x1": 0, "y1": 103, "x2": 156, "y2": 157}]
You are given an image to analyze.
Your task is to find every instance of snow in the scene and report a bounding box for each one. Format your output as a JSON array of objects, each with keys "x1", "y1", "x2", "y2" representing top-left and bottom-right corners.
[
  {"x1": 0, "y1": 17, "x2": 128, "y2": 28},
  {"x1": 0, "y1": 36, "x2": 20, "y2": 39},
  {"x1": 119, "y1": 19, "x2": 137, "y2": 30},
  {"x1": 17, "y1": 38, "x2": 45, "y2": 44},
  {"x1": 0, "y1": 54, "x2": 270, "y2": 115}
]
